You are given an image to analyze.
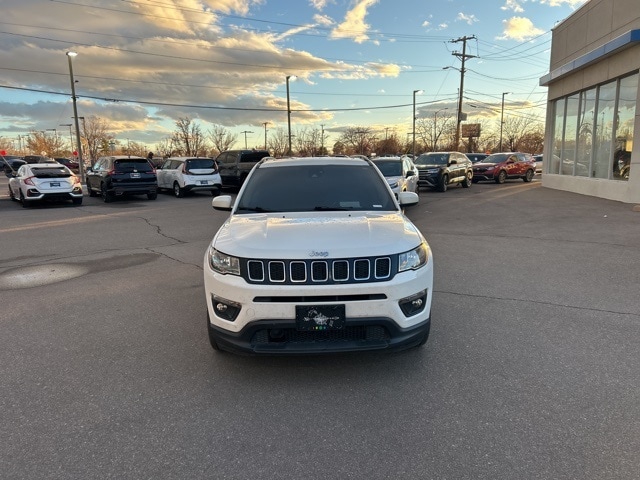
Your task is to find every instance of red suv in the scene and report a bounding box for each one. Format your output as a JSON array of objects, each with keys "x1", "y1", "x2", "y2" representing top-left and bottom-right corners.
[{"x1": 472, "y1": 152, "x2": 536, "y2": 184}]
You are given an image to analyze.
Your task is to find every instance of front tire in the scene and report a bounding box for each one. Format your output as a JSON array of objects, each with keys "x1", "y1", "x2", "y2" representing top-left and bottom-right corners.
[
  {"x1": 101, "y1": 184, "x2": 113, "y2": 203},
  {"x1": 461, "y1": 171, "x2": 472, "y2": 188},
  {"x1": 495, "y1": 170, "x2": 507, "y2": 184},
  {"x1": 438, "y1": 174, "x2": 448, "y2": 192},
  {"x1": 522, "y1": 169, "x2": 534, "y2": 182}
]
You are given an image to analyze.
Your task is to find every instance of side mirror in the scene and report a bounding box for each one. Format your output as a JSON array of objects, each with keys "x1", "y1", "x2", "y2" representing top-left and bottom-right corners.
[
  {"x1": 397, "y1": 191, "x2": 419, "y2": 208},
  {"x1": 212, "y1": 195, "x2": 233, "y2": 211},
  {"x1": 406, "y1": 170, "x2": 415, "y2": 177}
]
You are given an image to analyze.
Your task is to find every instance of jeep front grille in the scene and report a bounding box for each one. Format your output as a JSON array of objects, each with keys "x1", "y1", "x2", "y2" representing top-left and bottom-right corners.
[{"x1": 243, "y1": 256, "x2": 394, "y2": 285}]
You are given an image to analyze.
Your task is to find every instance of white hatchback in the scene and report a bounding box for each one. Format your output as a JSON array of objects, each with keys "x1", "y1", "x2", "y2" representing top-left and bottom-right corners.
[
  {"x1": 8, "y1": 162, "x2": 83, "y2": 207},
  {"x1": 157, "y1": 157, "x2": 222, "y2": 197},
  {"x1": 203, "y1": 156, "x2": 433, "y2": 355}
]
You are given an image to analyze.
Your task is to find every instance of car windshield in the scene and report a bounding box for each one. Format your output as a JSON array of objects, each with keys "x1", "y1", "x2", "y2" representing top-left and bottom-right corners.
[
  {"x1": 186, "y1": 158, "x2": 215, "y2": 170},
  {"x1": 31, "y1": 167, "x2": 71, "y2": 178},
  {"x1": 483, "y1": 154, "x2": 510, "y2": 164},
  {"x1": 372, "y1": 160, "x2": 402, "y2": 176},
  {"x1": 236, "y1": 163, "x2": 397, "y2": 213},
  {"x1": 115, "y1": 160, "x2": 153, "y2": 172},
  {"x1": 415, "y1": 154, "x2": 448, "y2": 166}
]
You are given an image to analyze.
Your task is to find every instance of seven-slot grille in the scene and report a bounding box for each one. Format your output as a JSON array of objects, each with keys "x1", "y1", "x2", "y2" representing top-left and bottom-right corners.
[{"x1": 242, "y1": 256, "x2": 395, "y2": 285}]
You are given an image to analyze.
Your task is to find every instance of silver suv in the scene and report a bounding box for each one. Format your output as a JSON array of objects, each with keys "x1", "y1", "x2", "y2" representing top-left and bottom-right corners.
[{"x1": 203, "y1": 156, "x2": 434, "y2": 354}]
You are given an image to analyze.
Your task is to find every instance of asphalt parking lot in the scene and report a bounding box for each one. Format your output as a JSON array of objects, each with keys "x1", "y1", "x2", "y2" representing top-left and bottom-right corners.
[{"x1": 1, "y1": 174, "x2": 639, "y2": 479}]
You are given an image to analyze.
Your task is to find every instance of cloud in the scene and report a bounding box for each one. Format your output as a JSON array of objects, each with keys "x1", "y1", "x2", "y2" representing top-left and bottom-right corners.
[
  {"x1": 330, "y1": 0, "x2": 379, "y2": 44},
  {"x1": 309, "y1": 0, "x2": 333, "y2": 10},
  {"x1": 539, "y1": 0, "x2": 588, "y2": 7},
  {"x1": 498, "y1": 16, "x2": 545, "y2": 41},
  {"x1": 501, "y1": 0, "x2": 525, "y2": 13},
  {"x1": 456, "y1": 12, "x2": 479, "y2": 25},
  {"x1": 314, "y1": 14, "x2": 335, "y2": 27}
]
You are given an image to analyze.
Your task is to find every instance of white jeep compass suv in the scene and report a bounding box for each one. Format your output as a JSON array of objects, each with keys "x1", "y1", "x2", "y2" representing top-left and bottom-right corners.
[{"x1": 203, "y1": 156, "x2": 433, "y2": 354}]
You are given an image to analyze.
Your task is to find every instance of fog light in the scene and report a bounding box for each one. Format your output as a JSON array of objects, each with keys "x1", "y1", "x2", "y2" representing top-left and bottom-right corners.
[
  {"x1": 211, "y1": 294, "x2": 241, "y2": 322},
  {"x1": 399, "y1": 290, "x2": 427, "y2": 317}
]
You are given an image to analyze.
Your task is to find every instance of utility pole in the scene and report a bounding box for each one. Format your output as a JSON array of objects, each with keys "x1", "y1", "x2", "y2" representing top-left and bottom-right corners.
[
  {"x1": 262, "y1": 122, "x2": 269, "y2": 150},
  {"x1": 320, "y1": 124, "x2": 325, "y2": 156},
  {"x1": 450, "y1": 35, "x2": 476, "y2": 151}
]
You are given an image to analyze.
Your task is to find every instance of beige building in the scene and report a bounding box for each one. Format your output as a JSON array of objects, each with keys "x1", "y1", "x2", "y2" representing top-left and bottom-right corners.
[{"x1": 540, "y1": 0, "x2": 640, "y2": 203}]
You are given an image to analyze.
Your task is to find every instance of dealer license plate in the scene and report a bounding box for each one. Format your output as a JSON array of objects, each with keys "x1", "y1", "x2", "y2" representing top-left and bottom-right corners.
[
  {"x1": 50, "y1": 182, "x2": 60, "y2": 187},
  {"x1": 199, "y1": 180, "x2": 209, "y2": 185},
  {"x1": 296, "y1": 305, "x2": 345, "y2": 331}
]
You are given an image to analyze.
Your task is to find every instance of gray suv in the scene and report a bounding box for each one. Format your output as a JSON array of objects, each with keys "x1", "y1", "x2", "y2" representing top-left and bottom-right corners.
[{"x1": 215, "y1": 149, "x2": 270, "y2": 188}]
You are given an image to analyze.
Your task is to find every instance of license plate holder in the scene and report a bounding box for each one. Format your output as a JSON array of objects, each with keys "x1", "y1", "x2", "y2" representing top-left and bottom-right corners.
[
  {"x1": 199, "y1": 180, "x2": 209, "y2": 185},
  {"x1": 130, "y1": 172, "x2": 140, "y2": 178},
  {"x1": 296, "y1": 305, "x2": 345, "y2": 331},
  {"x1": 50, "y1": 182, "x2": 61, "y2": 187}
]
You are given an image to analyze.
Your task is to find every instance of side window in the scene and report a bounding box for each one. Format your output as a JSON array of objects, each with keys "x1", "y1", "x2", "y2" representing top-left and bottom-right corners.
[
  {"x1": 216, "y1": 153, "x2": 229, "y2": 165},
  {"x1": 161, "y1": 160, "x2": 172, "y2": 170}
]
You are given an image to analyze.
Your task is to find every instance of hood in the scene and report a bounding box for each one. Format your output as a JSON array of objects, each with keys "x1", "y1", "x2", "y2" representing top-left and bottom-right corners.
[
  {"x1": 472, "y1": 162, "x2": 497, "y2": 168},
  {"x1": 212, "y1": 212, "x2": 423, "y2": 259}
]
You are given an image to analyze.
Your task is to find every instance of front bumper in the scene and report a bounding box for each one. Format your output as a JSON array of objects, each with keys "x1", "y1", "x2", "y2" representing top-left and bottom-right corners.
[
  {"x1": 472, "y1": 172, "x2": 495, "y2": 181},
  {"x1": 208, "y1": 314, "x2": 431, "y2": 354}
]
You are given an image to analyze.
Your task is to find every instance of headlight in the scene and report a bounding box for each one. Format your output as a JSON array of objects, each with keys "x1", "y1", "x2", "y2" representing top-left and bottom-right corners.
[
  {"x1": 398, "y1": 243, "x2": 429, "y2": 272},
  {"x1": 426, "y1": 168, "x2": 439, "y2": 174},
  {"x1": 208, "y1": 247, "x2": 240, "y2": 275}
]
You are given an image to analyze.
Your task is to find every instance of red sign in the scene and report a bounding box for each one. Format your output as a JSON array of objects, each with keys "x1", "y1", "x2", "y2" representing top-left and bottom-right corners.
[{"x1": 0, "y1": 150, "x2": 6, "y2": 156}]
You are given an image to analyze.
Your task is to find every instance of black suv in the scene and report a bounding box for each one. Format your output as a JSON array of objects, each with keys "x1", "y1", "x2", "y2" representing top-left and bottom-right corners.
[
  {"x1": 215, "y1": 149, "x2": 271, "y2": 188},
  {"x1": 414, "y1": 152, "x2": 473, "y2": 192},
  {"x1": 86, "y1": 155, "x2": 157, "y2": 202}
]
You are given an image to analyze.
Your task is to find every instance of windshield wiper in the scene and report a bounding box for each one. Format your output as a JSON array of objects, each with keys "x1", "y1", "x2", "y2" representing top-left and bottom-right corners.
[
  {"x1": 313, "y1": 206, "x2": 352, "y2": 211},
  {"x1": 236, "y1": 206, "x2": 276, "y2": 213}
]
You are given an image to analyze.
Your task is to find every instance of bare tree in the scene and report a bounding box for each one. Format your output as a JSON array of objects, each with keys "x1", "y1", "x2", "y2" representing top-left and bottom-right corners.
[
  {"x1": 374, "y1": 132, "x2": 403, "y2": 156},
  {"x1": 416, "y1": 112, "x2": 456, "y2": 152},
  {"x1": 154, "y1": 138, "x2": 175, "y2": 158},
  {"x1": 171, "y1": 117, "x2": 209, "y2": 156},
  {"x1": 293, "y1": 127, "x2": 324, "y2": 156},
  {"x1": 338, "y1": 126, "x2": 378, "y2": 156},
  {"x1": 500, "y1": 116, "x2": 544, "y2": 152},
  {"x1": 268, "y1": 128, "x2": 289, "y2": 157},
  {"x1": 209, "y1": 124, "x2": 237, "y2": 155},
  {"x1": 82, "y1": 116, "x2": 115, "y2": 164}
]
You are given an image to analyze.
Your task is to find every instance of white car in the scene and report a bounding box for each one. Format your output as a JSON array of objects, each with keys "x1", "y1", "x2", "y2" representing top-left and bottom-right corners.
[
  {"x1": 157, "y1": 157, "x2": 222, "y2": 197},
  {"x1": 203, "y1": 156, "x2": 433, "y2": 354},
  {"x1": 8, "y1": 162, "x2": 83, "y2": 207},
  {"x1": 371, "y1": 156, "x2": 419, "y2": 195}
]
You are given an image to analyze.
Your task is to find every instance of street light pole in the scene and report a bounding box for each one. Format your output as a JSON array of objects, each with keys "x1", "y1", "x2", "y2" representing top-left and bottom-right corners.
[
  {"x1": 286, "y1": 75, "x2": 296, "y2": 156},
  {"x1": 412, "y1": 89, "x2": 423, "y2": 159},
  {"x1": 66, "y1": 51, "x2": 84, "y2": 181},
  {"x1": 241, "y1": 131, "x2": 254, "y2": 149},
  {"x1": 499, "y1": 92, "x2": 510, "y2": 152},
  {"x1": 262, "y1": 122, "x2": 269, "y2": 150}
]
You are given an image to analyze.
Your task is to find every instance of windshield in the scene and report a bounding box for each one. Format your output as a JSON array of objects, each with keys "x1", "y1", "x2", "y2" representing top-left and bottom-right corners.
[
  {"x1": 31, "y1": 167, "x2": 72, "y2": 178},
  {"x1": 186, "y1": 158, "x2": 216, "y2": 170},
  {"x1": 236, "y1": 163, "x2": 397, "y2": 213},
  {"x1": 115, "y1": 160, "x2": 153, "y2": 173},
  {"x1": 372, "y1": 160, "x2": 402, "y2": 176},
  {"x1": 415, "y1": 154, "x2": 448, "y2": 166},
  {"x1": 483, "y1": 154, "x2": 510, "y2": 164}
]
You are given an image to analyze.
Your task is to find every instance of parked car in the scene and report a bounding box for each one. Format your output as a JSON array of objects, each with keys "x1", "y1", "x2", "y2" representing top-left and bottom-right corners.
[
  {"x1": 54, "y1": 157, "x2": 80, "y2": 172},
  {"x1": 215, "y1": 149, "x2": 271, "y2": 188},
  {"x1": 86, "y1": 155, "x2": 157, "y2": 203},
  {"x1": 533, "y1": 154, "x2": 543, "y2": 174},
  {"x1": 371, "y1": 156, "x2": 418, "y2": 195},
  {"x1": 23, "y1": 155, "x2": 54, "y2": 164},
  {"x1": 1, "y1": 155, "x2": 26, "y2": 175},
  {"x1": 157, "y1": 157, "x2": 222, "y2": 197},
  {"x1": 466, "y1": 152, "x2": 489, "y2": 164},
  {"x1": 7, "y1": 162, "x2": 83, "y2": 207},
  {"x1": 204, "y1": 156, "x2": 433, "y2": 354},
  {"x1": 472, "y1": 152, "x2": 536, "y2": 184},
  {"x1": 413, "y1": 152, "x2": 473, "y2": 192}
]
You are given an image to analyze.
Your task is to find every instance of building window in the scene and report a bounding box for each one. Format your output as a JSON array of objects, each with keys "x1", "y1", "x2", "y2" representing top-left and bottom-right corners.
[{"x1": 552, "y1": 72, "x2": 637, "y2": 182}]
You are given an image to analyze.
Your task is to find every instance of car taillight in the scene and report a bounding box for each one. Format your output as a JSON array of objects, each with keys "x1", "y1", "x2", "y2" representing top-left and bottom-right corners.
[
  {"x1": 24, "y1": 176, "x2": 36, "y2": 186},
  {"x1": 107, "y1": 169, "x2": 116, "y2": 175}
]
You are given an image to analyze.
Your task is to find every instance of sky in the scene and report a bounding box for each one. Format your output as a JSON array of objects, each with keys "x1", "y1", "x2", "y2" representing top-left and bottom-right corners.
[{"x1": 0, "y1": 0, "x2": 589, "y2": 152}]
